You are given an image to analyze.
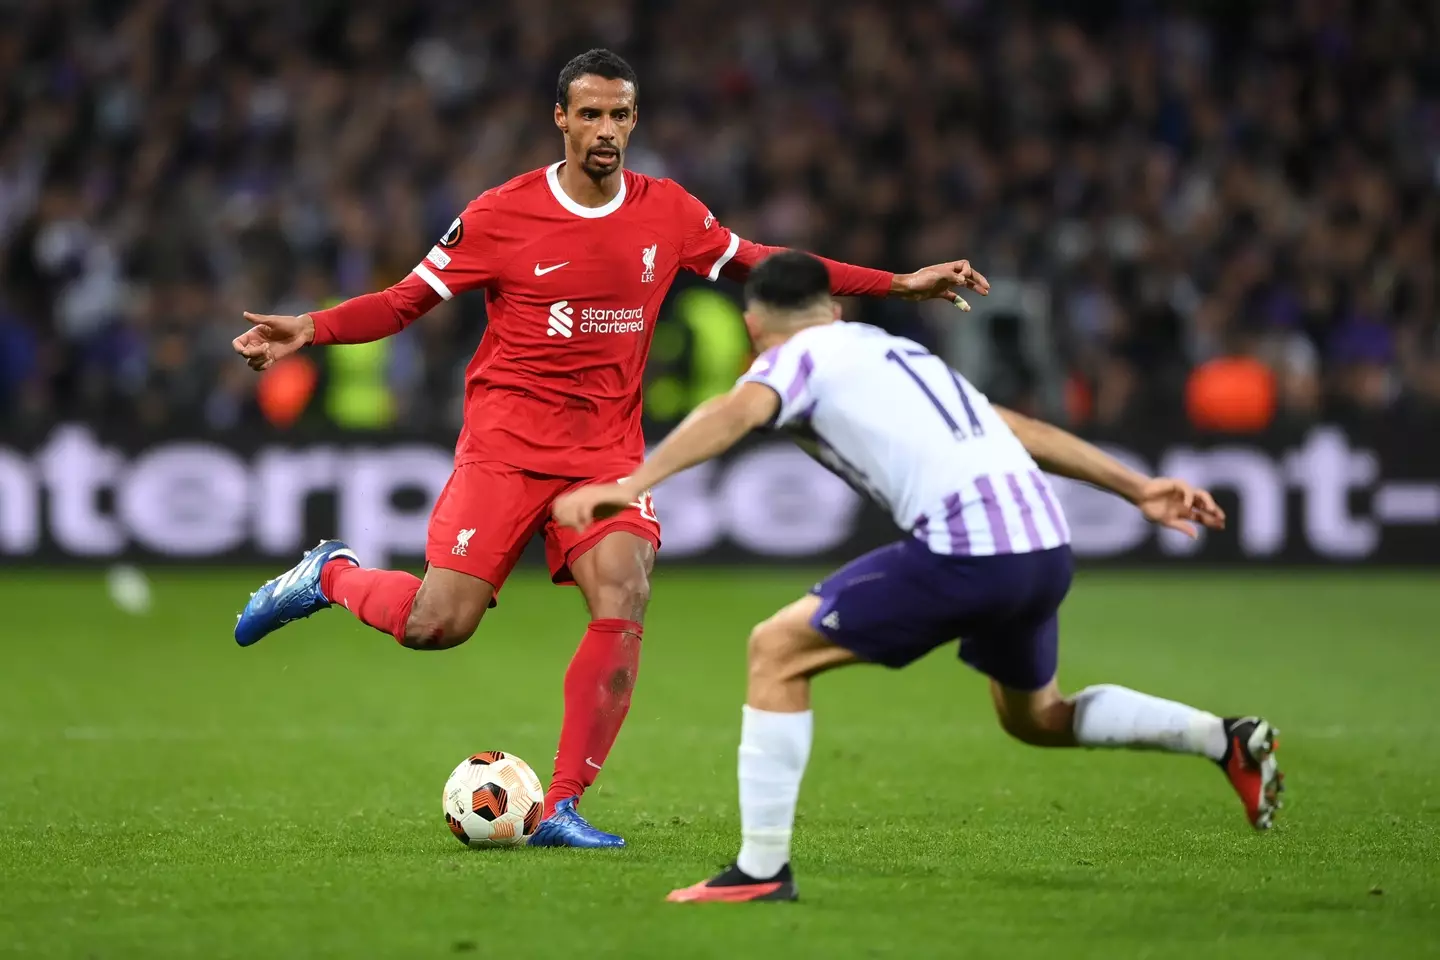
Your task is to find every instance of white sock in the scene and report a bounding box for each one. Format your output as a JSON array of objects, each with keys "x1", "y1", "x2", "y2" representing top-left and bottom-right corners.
[
  {"x1": 1071, "y1": 684, "x2": 1227, "y2": 760},
  {"x1": 735, "y1": 705, "x2": 812, "y2": 879}
]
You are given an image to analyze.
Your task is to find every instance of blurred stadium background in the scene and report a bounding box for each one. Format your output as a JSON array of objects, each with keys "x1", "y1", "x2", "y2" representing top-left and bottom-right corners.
[
  {"x1": 2, "y1": 0, "x2": 1439, "y2": 568},
  {"x1": 1, "y1": 2, "x2": 1436, "y2": 958}
]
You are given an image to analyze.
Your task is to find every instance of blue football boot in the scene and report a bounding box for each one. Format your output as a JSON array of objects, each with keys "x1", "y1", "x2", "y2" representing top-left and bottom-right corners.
[
  {"x1": 527, "y1": 797, "x2": 626, "y2": 848},
  {"x1": 234, "y1": 540, "x2": 358, "y2": 647}
]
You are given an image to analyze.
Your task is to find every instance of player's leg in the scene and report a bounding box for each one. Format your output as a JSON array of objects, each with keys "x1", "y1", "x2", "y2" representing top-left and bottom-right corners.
[
  {"x1": 668, "y1": 595, "x2": 859, "y2": 903},
  {"x1": 542, "y1": 530, "x2": 653, "y2": 818},
  {"x1": 244, "y1": 549, "x2": 487, "y2": 652},
  {"x1": 989, "y1": 678, "x2": 1283, "y2": 829},
  {"x1": 236, "y1": 462, "x2": 542, "y2": 650},
  {"x1": 671, "y1": 540, "x2": 954, "y2": 903},
  {"x1": 308, "y1": 560, "x2": 489, "y2": 649},
  {"x1": 324, "y1": 460, "x2": 546, "y2": 648},
  {"x1": 528, "y1": 487, "x2": 661, "y2": 848},
  {"x1": 989, "y1": 676, "x2": 1226, "y2": 754},
  {"x1": 967, "y1": 548, "x2": 1283, "y2": 829},
  {"x1": 738, "y1": 599, "x2": 858, "y2": 877},
  {"x1": 327, "y1": 564, "x2": 494, "y2": 649}
]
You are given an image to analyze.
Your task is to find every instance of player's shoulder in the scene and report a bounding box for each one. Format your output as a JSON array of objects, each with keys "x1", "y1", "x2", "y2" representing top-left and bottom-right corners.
[
  {"x1": 625, "y1": 172, "x2": 707, "y2": 213},
  {"x1": 624, "y1": 170, "x2": 679, "y2": 198},
  {"x1": 464, "y1": 166, "x2": 553, "y2": 215}
]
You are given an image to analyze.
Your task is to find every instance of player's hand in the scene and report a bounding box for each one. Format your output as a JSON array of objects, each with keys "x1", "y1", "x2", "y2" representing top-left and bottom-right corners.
[
  {"x1": 891, "y1": 260, "x2": 990, "y2": 310},
  {"x1": 232, "y1": 312, "x2": 314, "y2": 371},
  {"x1": 553, "y1": 483, "x2": 638, "y2": 532},
  {"x1": 1136, "y1": 478, "x2": 1226, "y2": 538}
]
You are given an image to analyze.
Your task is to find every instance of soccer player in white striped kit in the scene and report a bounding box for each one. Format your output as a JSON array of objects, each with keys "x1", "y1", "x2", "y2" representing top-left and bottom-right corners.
[{"x1": 554, "y1": 251, "x2": 1284, "y2": 903}]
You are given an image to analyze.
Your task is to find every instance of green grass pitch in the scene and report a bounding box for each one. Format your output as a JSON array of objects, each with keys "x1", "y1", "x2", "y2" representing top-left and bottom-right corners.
[{"x1": 1, "y1": 567, "x2": 1436, "y2": 959}]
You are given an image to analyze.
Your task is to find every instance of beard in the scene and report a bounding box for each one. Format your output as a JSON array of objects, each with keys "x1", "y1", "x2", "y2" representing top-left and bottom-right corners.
[{"x1": 580, "y1": 144, "x2": 622, "y2": 178}]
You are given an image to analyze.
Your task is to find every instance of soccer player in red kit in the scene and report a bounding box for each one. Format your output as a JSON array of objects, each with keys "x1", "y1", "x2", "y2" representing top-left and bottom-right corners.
[{"x1": 231, "y1": 48, "x2": 990, "y2": 847}]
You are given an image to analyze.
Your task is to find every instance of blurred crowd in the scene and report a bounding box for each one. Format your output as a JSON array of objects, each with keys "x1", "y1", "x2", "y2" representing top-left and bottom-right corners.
[{"x1": 2, "y1": 0, "x2": 1439, "y2": 434}]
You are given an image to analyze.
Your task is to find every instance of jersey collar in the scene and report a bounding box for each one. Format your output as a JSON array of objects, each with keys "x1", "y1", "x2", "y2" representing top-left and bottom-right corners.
[{"x1": 546, "y1": 161, "x2": 627, "y2": 219}]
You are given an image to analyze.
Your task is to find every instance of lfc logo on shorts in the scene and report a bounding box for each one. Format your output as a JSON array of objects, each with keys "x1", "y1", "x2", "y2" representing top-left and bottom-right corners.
[
  {"x1": 452, "y1": 528, "x2": 476, "y2": 556},
  {"x1": 617, "y1": 476, "x2": 658, "y2": 522},
  {"x1": 640, "y1": 244, "x2": 656, "y2": 283},
  {"x1": 632, "y1": 490, "x2": 657, "y2": 522}
]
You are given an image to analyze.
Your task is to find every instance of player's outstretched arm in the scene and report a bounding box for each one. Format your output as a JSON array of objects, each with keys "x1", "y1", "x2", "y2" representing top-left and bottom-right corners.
[
  {"x1": 233, "y1": 194, "x2": 500, "y2": 371},
  {"x1": 232, "y1": 275, "x2": 443, "y2": 371},
  {"x1": 553, "y1": 383, "x2": 780, "y2": 531},
  {"x1": 722, "y1": 239, "x2": 989, "y2": 307},
  {"x1": 680, "y1": 187, "x2": 987, "y2": 305},
  {"x1": 994, "y1": 406, "x2": 1226, "y2": 537},
  {"x1": 994, "y1": 406, "x2": 1147, "y2": 501}
]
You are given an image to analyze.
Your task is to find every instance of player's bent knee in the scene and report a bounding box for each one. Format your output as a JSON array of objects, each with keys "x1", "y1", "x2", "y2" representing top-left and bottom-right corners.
[
  {"x1": 404, "y1": 569, "x2": 494, "y2": 650},
  {"x1": 747, "y1": 618, "x2": 804, "y2": 683},
  {"x1": 998, "y1": 710, "x2": 1049, "y2": 746},
  {"x1": 400, "y1": 607, "x2": 484, "y2": 650},
  {"x1": 1004, "y1": 712, "x2": 1074, "y2": 748},
  {"x1": 993, "y1": 682, "x2": 1075, "y2": 747}
]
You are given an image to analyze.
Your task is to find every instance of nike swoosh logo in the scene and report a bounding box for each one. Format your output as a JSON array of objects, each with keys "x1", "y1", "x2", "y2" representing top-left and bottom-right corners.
[
  {"x1": 584, "y1": 757, "x2": 602, "y2": 770},
  {"x1": 534, "y1": 262, "x2": 570, "y2": 276}
]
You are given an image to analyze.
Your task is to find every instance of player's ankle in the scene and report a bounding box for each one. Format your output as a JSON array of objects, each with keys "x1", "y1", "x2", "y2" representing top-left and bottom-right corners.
[
  {"x1": 736, "y1": 845, "x2": 790, "y2": 881},
  {"x1": 318, "y1": 556, "x2": 358, "y2": 599},
  {"x1": 542, "y1": 788, "x2": 579, "y2": 818}
]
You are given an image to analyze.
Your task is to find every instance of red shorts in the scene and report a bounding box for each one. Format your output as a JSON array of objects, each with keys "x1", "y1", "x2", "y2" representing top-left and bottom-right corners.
[{"x1": 425, "y1": 461, "x2": 661, "y2": 593}]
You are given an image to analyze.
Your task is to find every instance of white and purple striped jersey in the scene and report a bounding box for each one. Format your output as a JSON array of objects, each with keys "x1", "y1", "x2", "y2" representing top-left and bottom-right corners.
[{"x1": 739, "y1": 322, "x2": 1070, "y2": 557}]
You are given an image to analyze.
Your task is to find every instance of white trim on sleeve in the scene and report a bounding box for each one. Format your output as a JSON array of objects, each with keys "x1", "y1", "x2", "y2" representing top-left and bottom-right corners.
[
  {"x1": 706, "y1": 232, "x2": 742, "y2": 281},
  {"x1": 412, "y1": 263, "x2": 453, "y2": 300}
]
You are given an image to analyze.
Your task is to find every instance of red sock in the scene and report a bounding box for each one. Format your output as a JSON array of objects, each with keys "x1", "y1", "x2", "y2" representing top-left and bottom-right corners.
[
  {"x1": 321, "y1": 559, "x2": 421, "y2": 643},
  {"x1": 545, "y1": 618, "x2": 642, "y2": 818}
]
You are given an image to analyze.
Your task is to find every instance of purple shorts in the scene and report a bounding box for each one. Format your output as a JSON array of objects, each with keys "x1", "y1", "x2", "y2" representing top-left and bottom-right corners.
[{"x1": 809, "y1": 538, "x2": 1074, "y2": 690}]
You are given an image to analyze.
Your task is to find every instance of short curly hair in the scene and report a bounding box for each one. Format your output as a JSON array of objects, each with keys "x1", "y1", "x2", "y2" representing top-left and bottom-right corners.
[
  {"x1": 744, "y1": 251, "x2": 832, "y2": 312},
  {"x1": 556, "y1": 48, "x2": 638, "y2": 109}
]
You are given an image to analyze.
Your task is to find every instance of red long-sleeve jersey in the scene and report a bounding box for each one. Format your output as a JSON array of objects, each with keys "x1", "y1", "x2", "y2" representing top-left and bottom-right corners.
[{"x1": 310, "y1": 163, "x2": 893, "y2": 476}]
